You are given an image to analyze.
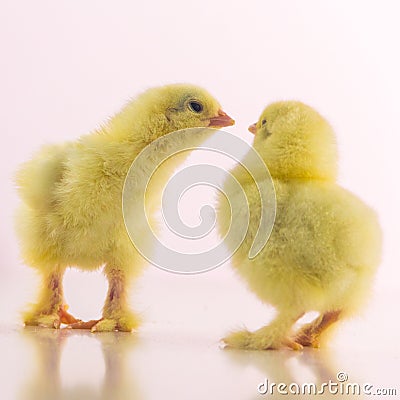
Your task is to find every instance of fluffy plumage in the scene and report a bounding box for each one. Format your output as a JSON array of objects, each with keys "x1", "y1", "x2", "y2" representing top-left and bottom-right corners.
[
  {"x1": 218, "y1": 101, "x2": 381, "y2": 349},
  {"x1": 16, "y1": 83, "x2": 234, "y2": 331}
]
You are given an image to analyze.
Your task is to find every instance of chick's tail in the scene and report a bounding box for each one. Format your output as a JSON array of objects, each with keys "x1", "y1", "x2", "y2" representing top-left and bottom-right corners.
[{"x1": 15, "y1": 143, "x2": 71, "y2": 211}]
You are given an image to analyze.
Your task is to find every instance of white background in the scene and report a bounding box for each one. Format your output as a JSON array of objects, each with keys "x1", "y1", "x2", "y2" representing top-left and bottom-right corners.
[{"x1": 1, "y1": 1, "x2": 399, "y2": 399}]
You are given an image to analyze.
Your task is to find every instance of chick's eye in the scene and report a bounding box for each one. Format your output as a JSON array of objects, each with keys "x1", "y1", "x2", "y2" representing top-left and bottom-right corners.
[
  {"x1": 261, "y1": 119, "x2": 267, "y2": 126},
  {"x1": 188, "y1": 101, "x2": 203, "y2": 113}
]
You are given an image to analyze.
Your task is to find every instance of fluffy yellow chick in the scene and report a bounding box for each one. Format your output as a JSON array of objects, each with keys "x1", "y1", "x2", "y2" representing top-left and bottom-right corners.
[
  {"x1": 219, "y1": 101, "x2": 381, "y2": 349},
  {"x1": 15, "y1": 83, "x2": 234, "y2": 332}
]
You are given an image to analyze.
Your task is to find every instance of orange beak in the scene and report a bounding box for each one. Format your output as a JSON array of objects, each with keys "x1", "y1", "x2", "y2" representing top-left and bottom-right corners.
[
  {"x1": 248, "y1": 123, "x2": 257, "y2": 135},
  {"x1": 208, "y1": 110, "x2": 235, "y2": 128}
]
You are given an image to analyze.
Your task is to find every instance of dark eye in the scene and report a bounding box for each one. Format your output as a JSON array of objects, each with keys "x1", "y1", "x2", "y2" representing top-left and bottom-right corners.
[
  {"x1": 188, "y1": 101, "x2": 203, "y2": 113},
  {"x1": 261, "y1": 119, "x2": 267, "y2": 126}
]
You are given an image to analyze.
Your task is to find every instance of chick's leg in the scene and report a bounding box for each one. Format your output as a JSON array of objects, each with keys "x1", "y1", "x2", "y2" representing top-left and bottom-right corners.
[
  {"x1": 91, "y1": 266, "x2": 140, "y2": 332},
  {"x1": 223, "y1": 311, "x2": 304, "y2": 350},
  {"x1": 293, "y1": 310, "x2": 341, "y2": 348},
  {"x1": 24, "y1": 267, "x2": 81, "y2": 328}
]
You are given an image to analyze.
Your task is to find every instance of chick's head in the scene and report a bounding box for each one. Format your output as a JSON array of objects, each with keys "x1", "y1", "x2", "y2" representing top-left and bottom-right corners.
[
  {"x1": 250, "y1": 101, "x2": 338, "y2": 181},
  {"x1": 113, "y1": 84, "x2": 234, "y2": 143}
]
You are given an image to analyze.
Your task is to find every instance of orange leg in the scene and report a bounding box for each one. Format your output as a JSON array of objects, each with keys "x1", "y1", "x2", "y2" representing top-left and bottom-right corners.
[
  {"x1": 24, "y1": 269, "x2": 81, "y2": 328},
  {"x1": 294, "y1": 310, "x2": 341, "y2": 348}
]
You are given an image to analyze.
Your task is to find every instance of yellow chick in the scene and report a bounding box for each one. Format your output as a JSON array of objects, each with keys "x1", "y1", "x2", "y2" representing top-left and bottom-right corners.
[
  {"x1": 15, "y1": 83, "x2": 234, "y2": 332},
  {"x1": 219, "y1": 101, "x2": 381, "y2": 349}
]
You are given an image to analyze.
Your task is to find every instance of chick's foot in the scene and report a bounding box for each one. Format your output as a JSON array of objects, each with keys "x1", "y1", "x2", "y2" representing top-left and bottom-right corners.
[
  {"x1": 67, "y1": 313, "x2": 139, "y2": 332},
  {"x1": 293, "y1": 324, "x2": 321, "y2": 348},
  {"x1": 58, "y1": 304, "x2": 81, "y2": 325},
  {"x1": 223, "y1": 329, "x2": 253, "y2": 348},
  {"x1": 24, "y1": 312, "x2": 62, "y2": 329},
  {"x1": 67, "y1": 311, "x2": 140, "y2": 332},
  {"x1": 24, "y1": 304, "x2": 80, "y2": 329},
  {"x1": 223, "y1": 328, "x2": 302, "y2": 351},
  {"x1": 91, "y1": 311, "x2": 140, "y2": 332},
  {"x1": 66, "y1": 319, "x2": 101, "y2": 330},
  {"x1": 293, "y1": 310, "x2": 341, "y2": 348}
]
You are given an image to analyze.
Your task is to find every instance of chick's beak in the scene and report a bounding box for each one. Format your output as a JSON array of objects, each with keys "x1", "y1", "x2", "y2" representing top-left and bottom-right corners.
[
  {"x1": 248, "y1": 123, "x2": 257, "y2": 135},
  {"x1": 208, "y1": 110, "x2": 235, "y2": 128}
]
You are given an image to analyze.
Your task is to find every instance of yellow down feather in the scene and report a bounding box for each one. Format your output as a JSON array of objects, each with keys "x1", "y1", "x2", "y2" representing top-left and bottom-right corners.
[
  {"x1": 218, "y1": 101, "x2": 381, "y2": 349},
  {"x1": 15, "y1": 83, "x2": 233, "y2": 331}
]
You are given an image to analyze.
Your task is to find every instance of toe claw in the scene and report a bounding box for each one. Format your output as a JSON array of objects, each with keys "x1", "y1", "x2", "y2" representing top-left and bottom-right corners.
[
  {"x1": 58, "y1": 304, "x2": 81, "y2": 325},
  {"x1": 283, "y1": 338, "x2": 303, "y2": 351}
]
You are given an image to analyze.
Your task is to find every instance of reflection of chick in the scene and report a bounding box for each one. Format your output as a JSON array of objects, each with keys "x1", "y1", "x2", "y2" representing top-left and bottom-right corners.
[
  {"x1": 224, "y1": 346, "x2": 355, "y2": 400},
  {"x1": 20, "y1": 328, "x2": 139, "y2": 400},
  {"x1": 220, "y1": 101, "x2": 381, "y2": 349},
  {"x1": 19, "y1": 328, "x2": 66, "y2": 400},
  {"x1": 16, "y1": 84, "x2": 234, "y2": 332}
]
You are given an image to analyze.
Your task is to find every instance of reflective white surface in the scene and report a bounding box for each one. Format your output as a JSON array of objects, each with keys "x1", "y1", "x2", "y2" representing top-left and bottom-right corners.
[{"x1": 1, "y1": 269, "x2": 399, "y2": 400}]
